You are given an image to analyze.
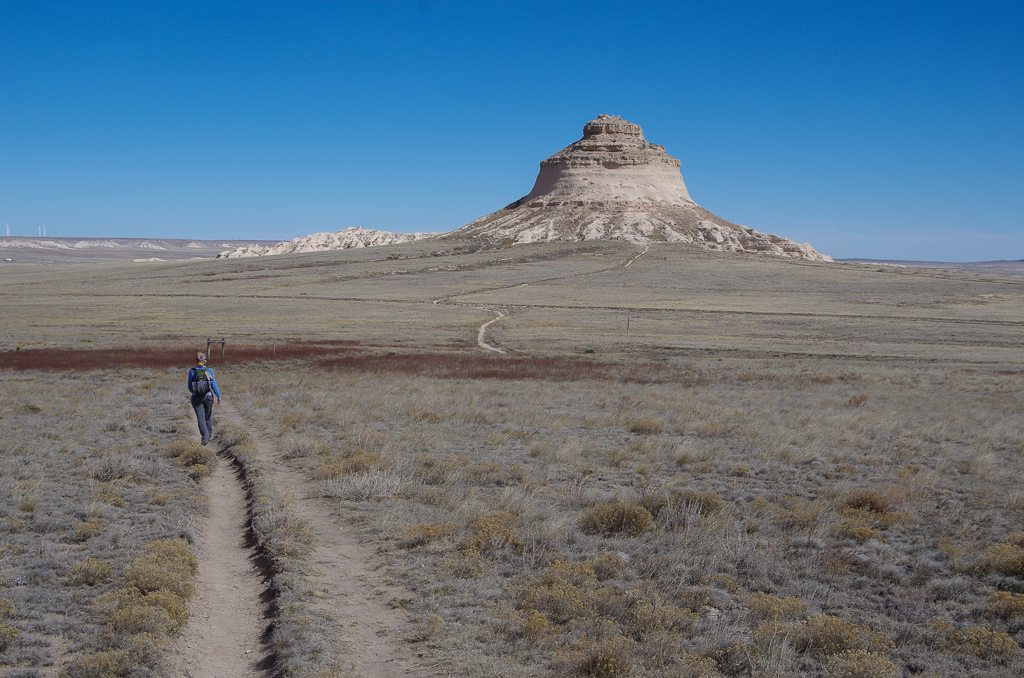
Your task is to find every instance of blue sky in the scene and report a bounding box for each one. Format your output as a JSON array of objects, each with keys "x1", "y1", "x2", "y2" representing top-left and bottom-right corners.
[{"x1": 2, "y1": 1, "x2": 1021, "y2": 261}]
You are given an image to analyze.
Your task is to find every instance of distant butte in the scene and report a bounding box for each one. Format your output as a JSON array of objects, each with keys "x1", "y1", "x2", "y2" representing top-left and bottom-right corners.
[{"x1": 450, "y1": 114, "x2": 832, "y2": 262}]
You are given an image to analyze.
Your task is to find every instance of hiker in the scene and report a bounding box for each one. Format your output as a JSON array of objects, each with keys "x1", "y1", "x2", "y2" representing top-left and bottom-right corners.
[{"x1": 188, "y1": 351, "x2": 221, "y2": 445}]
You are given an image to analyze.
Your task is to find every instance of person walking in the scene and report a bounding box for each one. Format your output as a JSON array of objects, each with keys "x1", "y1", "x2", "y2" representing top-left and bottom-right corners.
[{"x1": 188, "y1": 351, "x2": 221, "y2": 445}]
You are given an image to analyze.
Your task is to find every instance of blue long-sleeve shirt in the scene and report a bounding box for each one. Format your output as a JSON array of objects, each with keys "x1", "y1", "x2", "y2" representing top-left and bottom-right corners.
[{"x1": 187, "y1": 366, "x2": 221, "y2": 398}]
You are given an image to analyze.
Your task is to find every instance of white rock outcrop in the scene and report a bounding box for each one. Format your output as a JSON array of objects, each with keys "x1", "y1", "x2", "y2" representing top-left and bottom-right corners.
[
  {"x1": 451, "y1": 114, "x2": 832, "y2": 262},
  {"x1": 217, "y1": 227, "x2": 436, "y2": 258}
]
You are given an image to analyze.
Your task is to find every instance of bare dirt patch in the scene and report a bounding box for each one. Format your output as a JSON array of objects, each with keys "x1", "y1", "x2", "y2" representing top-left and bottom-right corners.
[{"x1": 165, "y1": 452, "x2": 270, "y2": 678}]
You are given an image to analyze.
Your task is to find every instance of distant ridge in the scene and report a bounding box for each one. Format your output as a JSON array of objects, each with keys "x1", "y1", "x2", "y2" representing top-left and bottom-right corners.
[
  {"x1": 217, "y1": 226, "x2": 435, "y2": 258},
  {"x1": 0, "y1": 237, "x2": 270, "y2": 263}
]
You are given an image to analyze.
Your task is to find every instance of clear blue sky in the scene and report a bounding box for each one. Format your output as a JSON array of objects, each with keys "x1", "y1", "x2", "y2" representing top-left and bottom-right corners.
[{"x1": 2, "y1": 1, "x2": 1021, "y2": 261}]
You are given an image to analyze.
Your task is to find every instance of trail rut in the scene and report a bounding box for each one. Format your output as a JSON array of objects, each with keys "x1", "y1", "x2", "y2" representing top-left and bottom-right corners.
[
  {"x1": 219, "y1": 402, "x2": 426, "y2": 678},
  {"x1": 167, "y1": 448, "x2": 270, "y2": 677}
]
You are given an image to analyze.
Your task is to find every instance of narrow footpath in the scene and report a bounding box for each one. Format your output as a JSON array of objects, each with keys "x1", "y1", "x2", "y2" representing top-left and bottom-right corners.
[
  {"x1": 166, "y1": 451, "x2": 270, "y2": 677},
  {"x1": 219, "y1": 402, "x2": 427, "y2": 678}
]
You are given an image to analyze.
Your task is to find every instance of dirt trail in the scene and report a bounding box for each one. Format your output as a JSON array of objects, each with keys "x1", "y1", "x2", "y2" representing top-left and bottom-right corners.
[
  {"x1": 219, "y1": 402, "x2": 426, "y2": 678},
  {"x1": 167, "y1": 448, "x2": 270, "y2": 677},
  {"x1": 477, "y1": 308, "x2": 506, "y2": 353}
]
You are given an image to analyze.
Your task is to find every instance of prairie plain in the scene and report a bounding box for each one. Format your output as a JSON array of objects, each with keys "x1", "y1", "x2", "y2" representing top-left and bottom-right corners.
[{"x1": 2, "y1": 239, "x2": 1023, "y2": 678}]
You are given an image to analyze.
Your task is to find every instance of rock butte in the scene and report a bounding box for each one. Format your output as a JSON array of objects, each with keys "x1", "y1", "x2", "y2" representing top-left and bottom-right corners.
[
  {"x1": 452, "y1": 114, "x2": 832, "y2": 262},
  {"x1": 220, "y1": 114, "x2": 831, "y2": 262}
]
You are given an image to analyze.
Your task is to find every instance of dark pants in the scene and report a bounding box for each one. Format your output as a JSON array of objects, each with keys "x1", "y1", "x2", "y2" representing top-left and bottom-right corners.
[{"x1": 191, "y1": 394, "x2": 215, "y2": 443}]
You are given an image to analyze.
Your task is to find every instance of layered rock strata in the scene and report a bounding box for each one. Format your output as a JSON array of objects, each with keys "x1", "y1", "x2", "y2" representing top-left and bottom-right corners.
[
  {"x1": 217, "y1": 227, "x2": 435, "y2": 258},
  {"x1": 452, "y1": 114, "x2": 832, "y2": 262}
]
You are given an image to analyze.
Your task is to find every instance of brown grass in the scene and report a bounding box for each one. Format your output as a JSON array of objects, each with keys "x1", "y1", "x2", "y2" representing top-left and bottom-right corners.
[{"x1": 5, "y1": 240, "x2": 1024, "y2": 677}]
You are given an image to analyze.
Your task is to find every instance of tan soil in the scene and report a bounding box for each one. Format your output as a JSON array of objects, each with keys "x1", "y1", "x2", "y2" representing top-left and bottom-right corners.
[{"x1": 166, "y1": 443, "x2": 270, "y2": 677}]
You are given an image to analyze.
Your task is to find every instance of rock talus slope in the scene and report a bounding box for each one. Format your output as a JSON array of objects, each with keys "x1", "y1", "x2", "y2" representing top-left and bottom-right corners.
[{"x1": 451, "y1": 114, "x2": 832, "y2": 262}]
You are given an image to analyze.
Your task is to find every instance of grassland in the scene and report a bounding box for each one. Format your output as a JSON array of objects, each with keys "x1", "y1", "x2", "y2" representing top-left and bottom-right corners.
[{"x1": 1, "y1": 240, "x2": 1023, "y2": 677}]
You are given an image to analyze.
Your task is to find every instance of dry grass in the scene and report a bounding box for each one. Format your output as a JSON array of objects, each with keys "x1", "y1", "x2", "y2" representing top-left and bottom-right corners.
[
  {"x1": 4, "y1": 239, "x2": 1024, "y2": 677},
  {"x1": 0, "y1": 370, "x2": 202, "y2": 674},
  {"x1": 220, "y1": 355, "x2": 1024, "y2": 677}
]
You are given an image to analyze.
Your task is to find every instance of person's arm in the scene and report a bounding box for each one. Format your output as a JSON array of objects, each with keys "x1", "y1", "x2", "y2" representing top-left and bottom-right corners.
[
  {"x1": 209, "y1": 370, "x2": 222, "y2": 402},
  {"x1": 187, "y1": 368, "x2": 195, "y2": 393}
]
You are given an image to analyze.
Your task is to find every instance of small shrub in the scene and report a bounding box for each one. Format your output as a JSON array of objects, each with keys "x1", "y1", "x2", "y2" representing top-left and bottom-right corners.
[
  {"x1": 931, "y1": 621, "x2": 1019, "y2": 659},
  {"x1": 123, "y1": 539, "x2": 198, "y2": 598},
  {"x1": 587, "y1": 551, "x2": 626, "y2": 581},
  {"x1": 60, "y1": 634, "x2": 164, "y2": 678},
  {"x1": 71, "y1": 520, "x2": 105, "y2": 542},
  {"x1": 187, "y1": 464, "x2": 210, "y2": 481},
  {"x1": 100, "y1": 596, "x2": 176, "y2": 636},
  {"x1": 710, "y1": 641, "x2": 752, "y2": 676},
  {"x1": 637, "y1": 493, "x2": 668, "y2": 519},
  {"x1": 675, "y1": 587, "x2": 714, "y2": 612},
  {"x1": 61, "y1": 649, "x2": 132, "y2": 678},
  {"x1": 66, "y1": 558, "x2": 112, "y2": 586},
  {"x1": 746, "y1": 592, "x2": 808, "y2": 621},
  {"x1": 843, "y1": 490, "x2": 888, "y2": 514},
  {"x1": 400, "y1": 523, "x2": 455, "y2": 548},
  {"x1": 628, "y1": 418, "x2": 663, "y2": 435},
  {"x1": 464, "y1": 511, "x2": 524, "y2": 554},
  {"x1": 986, "y1": 591, "x2": 1024, "y2": 619},
  {"x1": 1007, "y1": 532, "x2": 1024, "y2": 548},
  {"x1": 793, "y1": 615, "x2": 894, "y2": 656},
  {"x1": 727, "y1": 464, "x2": 751, "y2": 477},
  {"x1": 313, "y1": 463, "x2": 343, "y2": 480},
  {"x1": 0, "y1": 599, "x2": 16, "y2": 652},
  {"x1": 343, "y1": 452, "x2": 393, "y2": 474},
  {"x1": 0, "y1": 623, "x2": 17, "y2": 652},
  {"x1": 832, "y1": 516, "x2": 885, "y2": 544},
  {"x1": 517, "y1": 561, "x2": 596, "y2": 623},
  {"x1": 628, "y1": 598, "x2": 696, "y2": 634},
  {"x1": 825, "y1": 649, "x2": 898, "y2": 678},
  {"x1": 162, "y1": 440, "x2": 197, "y2": 460},
  {"x1": 580, "y1": 502, "x2": 654, "y2": 537},
  {"x1": 146, "y1": 490, "x2": 171, "y2": 505},
  {"x1": 511, "y1": 608, "x2": 554, "y2": 641},
  {"x1": 558, "y1": 634, "x2": 638, "y2": 677},
  {"x1": 672, "y1": 652, "x2": 720, "y2": 678},
  {"x1": 775, "y1": 498, "x2": 821, "y2": 530},
  {"x1": 986, "y1": 543, "x2": 1024, "y2": 576},
  {"x1": 170, "y1": 444, "x2": 216, "y2": 469}
]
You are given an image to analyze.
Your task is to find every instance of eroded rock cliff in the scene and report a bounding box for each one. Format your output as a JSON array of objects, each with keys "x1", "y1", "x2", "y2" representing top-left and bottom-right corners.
[{"x1": 450, "y1": 114, "x2": 832, "y2": 262}]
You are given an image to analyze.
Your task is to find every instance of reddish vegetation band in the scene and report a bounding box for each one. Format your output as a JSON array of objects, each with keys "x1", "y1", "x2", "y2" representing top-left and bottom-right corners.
[
  {"x1": 0, "y1": 345, "x2": 872, "y2": 386},
  {"x1": 0, "y1": 344, "x2": 358, "y2": 372},
  {"x1": 0, "y1": 344, "x2": 710, "y2": 384}
]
